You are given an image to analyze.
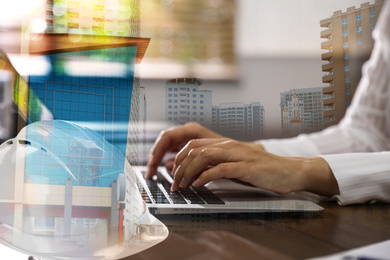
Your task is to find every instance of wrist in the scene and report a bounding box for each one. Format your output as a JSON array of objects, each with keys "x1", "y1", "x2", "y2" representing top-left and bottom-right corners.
[{"x1": 297, "y1": 157, "x2": 340, "y2": 197}]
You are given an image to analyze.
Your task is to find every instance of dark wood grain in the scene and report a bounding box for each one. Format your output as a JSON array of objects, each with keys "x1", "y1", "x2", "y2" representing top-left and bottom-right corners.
[{"x1": 126, "y1": 202, "x2": 390, "y2": 260}]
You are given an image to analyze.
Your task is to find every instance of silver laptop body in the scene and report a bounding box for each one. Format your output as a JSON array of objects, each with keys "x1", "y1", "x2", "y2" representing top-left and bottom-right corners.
[{"x1": 133, "y1": 166, "x2": 323, "y2": 215}]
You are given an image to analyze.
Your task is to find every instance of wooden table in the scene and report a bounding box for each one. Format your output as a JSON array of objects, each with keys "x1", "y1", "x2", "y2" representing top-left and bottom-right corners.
[{"x1": 127, "y1": 202, "x2": 390, "y2": 259}]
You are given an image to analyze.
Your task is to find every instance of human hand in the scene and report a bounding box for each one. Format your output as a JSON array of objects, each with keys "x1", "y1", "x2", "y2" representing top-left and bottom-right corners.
[
  {"x1": 171, "y1": 138, "x2": 340, "y2": 197},
  {"x1": 146, "y1": 122, "x2": 223, "y2": 179}
]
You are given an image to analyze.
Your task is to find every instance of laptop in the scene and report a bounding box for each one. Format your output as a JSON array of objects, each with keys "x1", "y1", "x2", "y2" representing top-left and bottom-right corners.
[{"x1": 132, "y1": 165, "x2": 324, "y2": 215}]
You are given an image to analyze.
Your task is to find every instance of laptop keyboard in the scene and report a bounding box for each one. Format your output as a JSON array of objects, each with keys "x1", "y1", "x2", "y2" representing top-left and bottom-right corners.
[{"x1": 138, "y1": 171, "x2": 224, "y2": 205}]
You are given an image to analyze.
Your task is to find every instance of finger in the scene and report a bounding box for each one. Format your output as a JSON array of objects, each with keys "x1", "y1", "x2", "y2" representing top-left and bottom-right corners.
[
  {"x1": 192, "y1": 162, "x2": 245, "y2": 188},
  {"x1": 164, "y1": 157, "x2": 175, "y2": 171},
  {"x1": 146, "y1": 126, "x2": 193, "y2": 178},
  {"x1": 173, "y1": 138, "x2": 230, "y2": 174},
  {"x1": 174, "y1": 147, "x2": 234, "y2": 189}
]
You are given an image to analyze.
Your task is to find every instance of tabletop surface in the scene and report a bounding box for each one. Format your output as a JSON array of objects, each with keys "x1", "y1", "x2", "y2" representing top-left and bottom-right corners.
[{"x1": 126, "y1": 202, "x2": 390, "y2": 260}]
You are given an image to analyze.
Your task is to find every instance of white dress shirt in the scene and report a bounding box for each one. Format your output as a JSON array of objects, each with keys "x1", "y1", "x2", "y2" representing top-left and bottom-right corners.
[{"x1": 259, "y1": 2, "x2": 390, "y2": 206}]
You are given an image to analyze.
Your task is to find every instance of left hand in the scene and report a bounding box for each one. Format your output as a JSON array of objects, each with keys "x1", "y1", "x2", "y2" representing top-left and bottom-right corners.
[{"x1": 171, "y1": 138, "x2": 340, "y2": 197}]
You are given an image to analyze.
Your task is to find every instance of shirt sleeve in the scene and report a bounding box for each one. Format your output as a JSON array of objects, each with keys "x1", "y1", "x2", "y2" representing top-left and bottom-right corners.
[{"x1": 259, "y1": 2, "x2": 390, "y2": 205}]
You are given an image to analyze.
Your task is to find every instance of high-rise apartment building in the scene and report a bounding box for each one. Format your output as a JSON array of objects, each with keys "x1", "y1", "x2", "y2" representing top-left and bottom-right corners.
[
  {"x1": 166, "y1": 78, "x2": 212, "y2": 127},
  {"x1": 212, "y1": 102, "x2": 265, "y2": 140},
  {"x1": 320, "y1": 0, "x2": 384, "y2": 127},
  {"x1": 280, "y1": 88, "x2": 325, "y2": 136}
]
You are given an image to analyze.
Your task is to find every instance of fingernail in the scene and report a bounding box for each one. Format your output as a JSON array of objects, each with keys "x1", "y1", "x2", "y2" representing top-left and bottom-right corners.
[
  {"x1": 192, "y1": 178, "x2": 201, "y2": 187},
  {"x1": 179, "y1": 178, "x2": 186, "y2": 188}
]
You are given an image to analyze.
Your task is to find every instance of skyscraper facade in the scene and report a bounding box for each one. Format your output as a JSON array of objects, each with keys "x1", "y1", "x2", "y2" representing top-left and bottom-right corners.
[
  {"x1": 280, "y1": 88, "x2": 325, "y2": 136},
  {"x1": 165, "y1": 78, "x2": 212, "y2": 127},
  {"x1": 320, "y1": 0, "x2": 384, "y2": 127},
  {"x1": 212, "y1": 102, "x2": 264, "y2": 140}
]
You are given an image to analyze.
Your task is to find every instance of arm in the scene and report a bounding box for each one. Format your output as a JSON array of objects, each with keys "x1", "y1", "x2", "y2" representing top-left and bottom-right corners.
[{"x1": 259, "y1": 3, "x2": 390, "y2": 205}]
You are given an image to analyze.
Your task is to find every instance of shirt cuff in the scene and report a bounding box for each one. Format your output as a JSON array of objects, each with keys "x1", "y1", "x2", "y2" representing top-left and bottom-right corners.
[{"x1": 320, "y1": 152, "x2": 390, "y2": 205}]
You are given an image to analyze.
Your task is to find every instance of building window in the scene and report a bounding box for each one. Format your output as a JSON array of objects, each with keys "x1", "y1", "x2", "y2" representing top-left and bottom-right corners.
[
  {"x1": 193, "y1": 100, "x2": 196, "y2": 104},
  {"x1": 168, "y1": 100, "x2": 172, "y2": 103},
  {"x1": 346, "y1": 89, "x2": 351, "y2": 96},
  {"x1": 356, "y1": 15, "x2": 361, "y2": 22},
  {"x1": 200, "y1": 112, "x2": 204, "y2": 115},
  {"x1": 168, "y1": 88, "x2": 172, "y2": 91},
  {"x1": 168, "y1": 105, "x2": 172, "y2": 108},
  {"x1": 193, "y1": 88, "x2": 196, "y2": 92},
  {"x1": 345, "y1": 77, "x2": 350, "y2": 84},
  {"x1": 342, "y1": 18, "x2": 347, "y2": 26},
  {"x1": 370, "y1": 11, "x2": 376, "y2": 18},
  {"x1": 344, "y1": 53, "x2": 349, "y2": 60},
  {"x1": 357, "y1": 38, "x2": 362, "y2": 45},
  {"x1": 343, "y1": 42, "x2": 349, "y2": 49},
  {"x1": 174, "y1": 88, "x2": 178, "y2": 91},
  {"x1": 193, "y1": 106, "x2": 196, "y2": 109},
  {"x1": 168, "y1": 94, "x2": 172, "y2": 97},
  {"x1": 371, "y1": 23, "x2": 376, "y2": 30},
  {"x1": 174, "y1": 105, "x2": 178, "y2": 109},
  {"x1": 344, "y1": 65, "x2": 350, "y2": 72},
  {"x1": 200, "y1": 106, "x2": 204, "y2": 109},
  {"x1": 193, "y1": 112, "x2": 196, "y2": 115},
  {"x1": 357, "y1": 26, "x2": 362, "y2": 34},
  {"x1": 200, "y1": 100, "x2": 204, "y2": 104},
  {"x1": 343, "y1": 30, "x2": 348, "y2": 37},
  {"x1": 200, "y1": 94, "x2": 204, "y2": 98},
  {"x1": 168, "y1": 117, "x2": 172, "y2": 120},
  {"x1": 168, "y1": 111, "x2": 172, "y2": 114},
  {"x1": 174, "y1": 100, "x2": 178, "y2": 103}
]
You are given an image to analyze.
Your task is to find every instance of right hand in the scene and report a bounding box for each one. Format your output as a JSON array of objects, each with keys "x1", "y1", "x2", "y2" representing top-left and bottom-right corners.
[{"x1": 146, "y1": 122, "x2": 224, "y2": 179}]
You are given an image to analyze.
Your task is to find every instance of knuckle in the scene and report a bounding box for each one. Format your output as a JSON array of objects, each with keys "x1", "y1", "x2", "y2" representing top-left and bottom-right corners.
[
  {"x1": 200, "y1": 148, "x2": 212, "y2": 158},
  {"x1": 185, "y1": 121, "x2": 200, "y2": 129},
  {"x1": 187, "y1": 148, "x2": 198, "y2": 158},
  {"x1": 187, "y1": 139, "x2": 199, "y2": 147}
]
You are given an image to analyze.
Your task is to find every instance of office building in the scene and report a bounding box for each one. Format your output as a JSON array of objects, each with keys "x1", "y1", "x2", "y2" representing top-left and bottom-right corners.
[
  {"x1": 281, "y1": 88, "x2": 325, "y2": 136},
  {"x1": 212, "y1": 102, "x2": 264, "y2": 140},
  {"x1": 140, "y1": 0, "x2": 236, "y2": 80},
  {"x1": 166, "y1": 78, "x2": 212, "y2": 128},
  {"x1": 0, "y1": 0, "x2": 152, "y2": 250},
  {"x1": 320, "y1": 0, "x2": 384, "y2": 127},
  {"x1": 44, "y1": 0, "x2": 140, "y2": 37}
]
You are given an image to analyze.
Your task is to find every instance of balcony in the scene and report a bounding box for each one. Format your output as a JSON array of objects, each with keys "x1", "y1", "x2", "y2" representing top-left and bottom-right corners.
[
  {"x1": 323, "y1": 84, "x2": 335, "y2": 94},
  {"x1": 323, "y1": 97, "x2": 335, "y2": 105},
  {"x1": 321, "y1": 50, "x2": 333, "y2": 61},
  {"x1": 322, "y1": 72, "x2": 334, "y2": 83},
  {"x1": 324, "y1": 109, "x2": 336, "y2": 117},
  {"x1": 321, "y1": 28, "x2": 332, "y2": 39},
  {"x1": 322, "y1": 61, "x2": 333, "y2": 72},
  {"x1": 321, "y1": 39, "x2": 332, "y2": 50},
  {"x1": 320, "y1": 18, "x2": 331, "y2": 28}
]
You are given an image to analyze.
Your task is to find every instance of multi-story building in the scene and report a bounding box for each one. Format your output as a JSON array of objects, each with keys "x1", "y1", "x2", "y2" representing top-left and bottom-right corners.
[
  {"x1": 45, "y1": 0, "x2": 140, "y2": 37},
  {"x1": 320, "y1": 0, "x2": 384, "y2": 127},
  {"x1": 212, "y1": 102, "x2": 265, "y2": 140},
  {"x1": 281, "y1": 88, "x2": 325, "y2": 136},
  {"x1": 165, "y1": 78, "x2": 212, "y2": 128},
  {"x1": 0, "y1": 1, "x2": 159, "y2": 255}
]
